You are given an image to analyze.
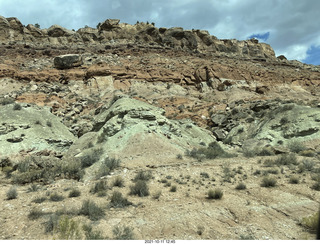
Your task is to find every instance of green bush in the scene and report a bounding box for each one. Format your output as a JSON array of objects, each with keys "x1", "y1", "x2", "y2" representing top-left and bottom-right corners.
[
  {"x1": 274, "y1": 153, "x2": 298, "y2": 166},
  {"x1": 152, "y1": 190, "x2": 162, "y2": 200},
  {"x1": 13, "y1": 103, "x2": 22, "y2": 110},
  {"x1": 109, "y1": 191, "x2": 132, "y2": 208},
  {"x1": 79, "y1": 200, "x2": 105, "y2": 221},
  {"x1": 68, "y1": 189, "x2": 81, "y2": 198},
  {"x1": 235, "y1": 182, "x2": 247, "y2": 190},
  {"x1": 129, "y1": 180, "x2": 149, "y2": 197},
  {"x1": 0, "y1": 97, "x2": 14, "y2": 105},
  {"x1": 261, "y1": 176, "x2": 277, "y2": 187},
  {"x1": 50, "y1": 192, "x2": 64, "y2": 202},
  {"x1": 311, "y1": 181, "x2": 320, "y2": 191},
  {"x1": 32, "y1": 196, "x2": 47, "y2": 203},
  {"x1": 103, "y1": 157, "x2": 121, "y2": 171},
  {"x1": 44, "y1": 214, "x2": 59, "y2": 233},
  {"x1": 186, "y1": 141, "x2": 234, "y2": 160},
  {"x1": 300, "y1": 211, "x2": 319, "y2": 234},
  {"x1": 170, "y1": 185, "x2": 177, "y2": 192},
  {"x1": 80, "y1": 148, "x2": 103, "y2": 168},
  {"x1": 133, "y1": 170, "x2": 152, "y2": 182},
  {"x1": 112, "y1": 176, "x2": 124, "y2": 187},
  {"x1": 56, "y1": 215, "x2": 82, "y2": 240},
  {"x1": 6, "y1": 186, "x2": 17, "y2": 200},
  {"x1": 28, "y1": 208, "x2": 46, "y2": 220},
  {"x1": 207, "y1": 189, "x2": 223, "y2": 199},
  {"x1": 28, "y1": 184, "x2": 40, "y2": 192},
  {"x1": 90, "y1": 180, "x2": 108, "y2": 195},
  {"x1": 289, "y1": 175, "x2": 300, "y2": 184},
  {"x1": 288, "y1": 140, "x2": 306, "y2": 153},
  {"x1": 112, "y1": 226, "x2": 134, "y2": 240},
  {"x1": 83, "y1": 224, "x2": 106, "y2": 240}
]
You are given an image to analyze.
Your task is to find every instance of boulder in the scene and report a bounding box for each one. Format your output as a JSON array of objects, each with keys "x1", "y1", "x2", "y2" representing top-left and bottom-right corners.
[
  {"x1": 54, "y1": 54, "x2": 83, "y2": 69},
  {"x1": 48, "y1": 24, "x2": 75, "y2": 37},
  {"x1": 99, "y1": 19, "x2": 120, "y2": 31}
]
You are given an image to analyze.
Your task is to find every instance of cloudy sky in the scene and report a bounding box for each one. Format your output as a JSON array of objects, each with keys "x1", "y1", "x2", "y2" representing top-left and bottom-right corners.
[{"x1": 0, "y1": 0, "x2": 319, "y2": 65}]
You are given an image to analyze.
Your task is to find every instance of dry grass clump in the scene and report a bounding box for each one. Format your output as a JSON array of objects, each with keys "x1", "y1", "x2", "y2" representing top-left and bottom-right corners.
[
  {"x1": 207, "y1": 188, "x2": 223, "y2": 199},
  {"x1": 261, "y1": 176, "x2": 277, "y2": 187}
]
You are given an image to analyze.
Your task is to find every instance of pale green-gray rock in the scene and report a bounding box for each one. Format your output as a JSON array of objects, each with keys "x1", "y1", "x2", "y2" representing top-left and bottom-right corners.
[{"x1": 0, "y1": 103, "x2": 76, "y2": 157}]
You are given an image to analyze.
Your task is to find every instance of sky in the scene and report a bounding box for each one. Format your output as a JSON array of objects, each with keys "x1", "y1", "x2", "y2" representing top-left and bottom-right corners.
[{"x1": 0, "y1": 0, "x2": 319, "y2": 65}]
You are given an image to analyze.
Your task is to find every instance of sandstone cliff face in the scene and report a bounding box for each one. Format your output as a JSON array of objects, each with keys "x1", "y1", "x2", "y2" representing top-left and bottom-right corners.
[{"x1": 0, "y1": 16, "x2": 275, "y2": 60}]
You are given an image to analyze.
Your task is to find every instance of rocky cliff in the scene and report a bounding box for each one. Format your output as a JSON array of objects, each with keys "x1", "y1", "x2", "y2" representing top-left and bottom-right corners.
[
  {"x1": 0, "y1": 16, "x2": 320, "y2": 241},
  {"x1": 0, "y1": 16, "x2": 275, "y2": 60}
]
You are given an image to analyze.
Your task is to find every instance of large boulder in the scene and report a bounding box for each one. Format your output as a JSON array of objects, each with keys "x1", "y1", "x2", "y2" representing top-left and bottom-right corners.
[
  {"x1": 54, "y1": 54, "x2": 83, "y2": 69},
  {"x1": 48, "y1": 24, "x2": 75, "y2": 37},
  {"x1": 99, "y1": 19, "x2": 120, "y2": 31}
]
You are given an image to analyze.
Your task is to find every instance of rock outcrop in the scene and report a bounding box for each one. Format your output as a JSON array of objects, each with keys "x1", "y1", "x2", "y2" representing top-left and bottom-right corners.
[
  {"x1": 0, "y1": 15, "x2": 276, "y2": 60},
  {"x1": 0, "y1": 103, "x2": 76, "y2": 157}
]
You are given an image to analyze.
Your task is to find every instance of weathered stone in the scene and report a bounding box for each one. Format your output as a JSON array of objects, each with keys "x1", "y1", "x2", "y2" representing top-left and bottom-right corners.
[
  {"x1": 0, "y1": 104, "x2": 76, "y2": 157},
  {"x1": 99, "y1": 19, "x2": 120, "y2": 31},
  {"x1": 54, "y1": 54, "x2": 83, "y2": 69},
  {"x1": 48, "y1": 24, "x2": 74, "y2": 37}
]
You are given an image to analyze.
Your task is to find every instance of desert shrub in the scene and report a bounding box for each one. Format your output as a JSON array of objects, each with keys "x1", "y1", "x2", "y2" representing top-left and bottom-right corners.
[
  {"x1": 57, "y1": 158, "x2": 84, "y2": 181},
  {"x1": 289, "y1": 175, "x2": 300, "y2": 184},
  {"x1": 311, "y1": 181, "x2": 320, "y2": 191},
  {"x1": 257, "y1": 147, "x2": 275, "y2": 156},
  {"x1": 96, "y1": 164, "x2": 110, "y2": 179},
  {"x1": 90, "y1": 180, "x2": 108, "y2": 195},
  {"x1": 274, "y1": 153, "x2": 298, "y2": 166},
  {"x1": 80, "y1": 148, "x2": 103, "y2": 168},
  {"x1": 263, "y1": 159, "x2": 276, "y2": 167},
  {"x1": 235, "y1": 182, "x2": 247, "y2": 190},
  {"x1": 112, "y1": 226, "x2": 134, "y2": 240},
  {"x1": 207, "y1": 189, "x2": 223, "y2": 199},
  {"x1": 301, "y1": 160, "x2": 315, "y2": 172},
  {"x1": 243, "y1": 148, "x2": 257, "y2": 158},
  {"x1": 133, "y1": 170, "x2": 152, "y2": 182},
  {"x1": 6, "y1": 186, "x2": 17, "y2": 200},
  {"x1": 68, "y1": 189, "x2": 81, "y2": 198},
  {"x1": 103, "y1": 157, "x2": 121, "y2": 171},
  {"x1": 79, "y1": 200, "x2": 105, "y2": 221},
  {"x1": 109, "y1": 191, "x2": 132, "y2": 208},
  {"x1": 83, "y1": 224, "x2": 106, "y2": 240},
  {"x1": 200, "y1": 172, "x2": 210, "y2": 178},
  {"x1": 28, "y1": 184, "x2": 40, "y2": 192},
  {"x1": 56, "y1": 215, "x2": 81, "y2": 240},
  {"x1": 186, "y1": 141, "x2": 234, "y2": 160},
  {"x1": 222, "y1": 165, "x2": 235, "y2": 182},
  {"x1": 28, "y1": 208, "x2": 46, "y2": 220},
  {"x1": 129, "y1": 180, "x2": 149, "y2": 197},
  {"x1": 170, "y1": 185, "x2": 177, "y2": 192},
  {"x1": 299, "y1": 149, "x2": 316, "y2": 157},
  {"x1": 50, "y1": 192, "x2": 64, "y2": 202},
  {"x1": 288, "y1": 140, "x2": 306, "y2": 153},
  {"x1": 12, "y1": 169, "x2": 44, "y2": 184},
  {"x1": 300, "y1": 211, "x2": 319, "y2": 234},
  {"x1": 0, "y1": 97, "x2": 14, "y2": 105},
  {"x1": 112, "y1": 176, "x2": 124, "y2": 187},
  {"x1": 46, "y1": 121, "x2": 52, "y2": 127},
  {"x1": 32, "y1": 196, "x2": 47, "y2": 203},
  {"x1": 176, "y1": 154, "x2": 183, "y2": 159},
  {"x1": 261, "y1": 176, "x2": 277, "y2": 187},
  {"x1": 44, "y1": 214, "x2": 59, "y2": 233},
  {"x1": 152, "y1": 190, "x2": 162, "y2": 200},
  {"x1": 13, "y1": 103, "x2": 22, "y2": 110},
  {"x1": 263, "y1": 168, "x2": 279, "y2": 175}
]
